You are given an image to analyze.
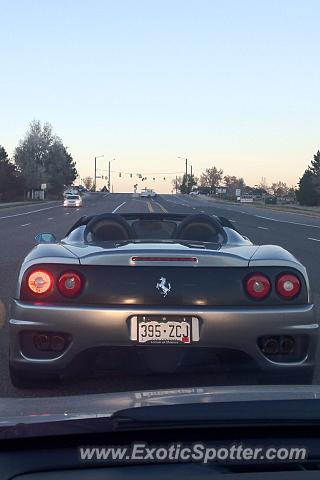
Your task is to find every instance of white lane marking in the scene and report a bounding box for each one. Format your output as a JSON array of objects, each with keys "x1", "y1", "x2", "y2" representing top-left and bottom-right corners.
[
  {"x1": 228, "y1": 219, "x2": 237, "y2": 222},
  {"x1": 48, "y1": 217, "x2": 54, "y2": 220},
  {"x1": 0, "y1": 205, "x2": 61, "y2": 221},
  {"x1": 21, "y1": 223, "x2": 30, "y2": 227},
  {"x1": 254, "y1": 214, "x2": 320, "y2": 229},
  {"x1": 65, "y1": 212, "x2": 70, "y2": 215},
  {"x1": 201, "y1": 210, "x2": 205, "y2": 213},
  {"x1": 255, "y1": 215, "x2": 276, "y2": 220},
  {"x1": 257, "y1": 226, "x2": 268, "y2": 230},
  {"x1": 112, "y1": 201, "x2": 126, "y2": 213},
  {"x1": 308, "y1": 237, "x2": 320, "y2": 242},
  {"x1": 193, "y1": 207, "x2": 196, "y2": 210}
]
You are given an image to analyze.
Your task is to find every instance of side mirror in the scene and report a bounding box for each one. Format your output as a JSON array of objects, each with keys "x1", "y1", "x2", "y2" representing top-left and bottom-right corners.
[{"x1": 35, "y1": 233, "x2": 57, "y2": 244}]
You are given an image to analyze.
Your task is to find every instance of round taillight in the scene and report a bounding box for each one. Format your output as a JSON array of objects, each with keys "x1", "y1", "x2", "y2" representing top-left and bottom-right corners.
[
  {"x1": 58, "y1": 272, "x2": 83, "y2": 297},
  {"x1": 246, "y1": 273, "x2": 271, "y2": 299},
  {"x1": 276, "y1": 273, "x2": 301, "y2": 298},
  {"x1": 27, "y1": 270, "x2": 53, "y2": 295}
]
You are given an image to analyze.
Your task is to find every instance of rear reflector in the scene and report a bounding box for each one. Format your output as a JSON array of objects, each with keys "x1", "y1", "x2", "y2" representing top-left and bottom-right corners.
[
  {"x1": 276, "y1": 273, "x2": 301, "y2": 298},
  {"x1": 27, "y1": 270, "x2": 54, "y2": 295},
  {"x1": 245, "y1": 273, "x2": 271, "y2": 299},
  {"x1": 58, "y1": 271, "x2": 83, "y2": 297},
  {"x1": 131, "y1": 257, "x2": 198, "y2": 262}
]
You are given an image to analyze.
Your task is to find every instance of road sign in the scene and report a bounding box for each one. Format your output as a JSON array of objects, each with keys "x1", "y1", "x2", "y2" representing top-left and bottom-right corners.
[{"x1": 41, "y1": 184, "x2": 47, "y2": 190}]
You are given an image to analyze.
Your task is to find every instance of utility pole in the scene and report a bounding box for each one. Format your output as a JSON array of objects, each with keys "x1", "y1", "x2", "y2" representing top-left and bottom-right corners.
[{"x1": 190, "y1": 164, "x2": 193, "y2": 179}]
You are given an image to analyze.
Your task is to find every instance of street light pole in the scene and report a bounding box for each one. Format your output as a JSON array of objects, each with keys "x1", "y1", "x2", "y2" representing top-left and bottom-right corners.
[
  {"x1": 94, "y1": 154, "x2": 104, "y2": 191},
  {"x1": 108, "y1": 158, "x2": 115, "y2": 192},
  {"x1": 178, "y1": 156, "x2": 188, "y2": 192}
]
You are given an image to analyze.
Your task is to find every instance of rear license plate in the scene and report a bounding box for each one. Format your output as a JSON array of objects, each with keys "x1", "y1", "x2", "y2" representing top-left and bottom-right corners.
[{"x1": 131, "y1": 316, "x2": 199, "y2": 344}]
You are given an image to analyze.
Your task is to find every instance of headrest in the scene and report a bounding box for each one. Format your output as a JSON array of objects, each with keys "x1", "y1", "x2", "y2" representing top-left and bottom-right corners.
[
  {"x1": 84, "y1": 213, "x2": 134, "y2": 242},
  {"x1": 175, "y1": 214, "x2": 223, "y2": 242}
]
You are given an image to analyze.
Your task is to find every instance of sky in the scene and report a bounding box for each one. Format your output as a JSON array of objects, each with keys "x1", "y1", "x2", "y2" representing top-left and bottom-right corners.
[{"x1": 1, "y1": 0, "x2": 320, "y2": 193}]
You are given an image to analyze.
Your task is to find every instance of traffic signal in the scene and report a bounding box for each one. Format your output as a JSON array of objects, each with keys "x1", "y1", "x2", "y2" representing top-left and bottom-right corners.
[
  {"x1": 130, "y1": 173, "x2": 132, "y2": 178},
  {"x1": 119, "y1": 173, "x2": 121, "y2": 177}
]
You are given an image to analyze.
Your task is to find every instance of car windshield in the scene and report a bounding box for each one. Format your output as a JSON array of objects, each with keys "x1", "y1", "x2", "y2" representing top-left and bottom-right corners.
[{"x1": 1, "y1": 0, "x2": 320, "y2": 440}]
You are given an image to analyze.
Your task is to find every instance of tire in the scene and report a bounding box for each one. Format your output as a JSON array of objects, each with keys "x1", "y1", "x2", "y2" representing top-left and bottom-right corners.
[{"x1": 9, "y1": 366, "x2": 59, "y2": 389}]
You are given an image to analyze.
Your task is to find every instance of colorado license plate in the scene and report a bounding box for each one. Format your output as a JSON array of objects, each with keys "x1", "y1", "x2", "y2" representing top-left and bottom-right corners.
[{"x1": 130, "y1": 316, "x2": 200, "y2": 344}]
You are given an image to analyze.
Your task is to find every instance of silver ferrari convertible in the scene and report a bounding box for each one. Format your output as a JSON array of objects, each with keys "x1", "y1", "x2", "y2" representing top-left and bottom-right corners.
[{"x1": 9, "y1": 212, "x2": 317, "y2": 387}]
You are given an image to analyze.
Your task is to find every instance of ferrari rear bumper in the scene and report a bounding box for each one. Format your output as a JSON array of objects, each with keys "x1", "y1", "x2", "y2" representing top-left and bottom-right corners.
[{"x1": 9, "y1": 300, "x2": 318, "y2": 378}]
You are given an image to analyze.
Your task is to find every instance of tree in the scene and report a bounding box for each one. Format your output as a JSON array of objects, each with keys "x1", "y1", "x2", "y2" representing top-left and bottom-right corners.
[
  {"x1": 15, "y1": 120, "x2": 53, "y2": 189},
  {"x1": 224, "y1": 175, "x2": 238, "y2": 187},
  {"x1": 223, "y1": 175, "x2": 245, "y2": 197},
  {"x1": 310, "y1": 150, "x2": 320, "y2": 175},
  {"x1": 297, "y1": 151, "x2": 320, "y2": 206},
  {"x1": 199, "y1": 167, "x2": 223, "y2": 191},
  {"x1": 45, "y1": 142, "x2": 77, "y2": 196},
  {"x1": 14, "y1": 120, "x2": 77, "y2": 196},
  {"x1": 83, "y1": 176, "x2": 93, "y2": 190},
  {"x1": 179, "y1": 174, "x2": 197, "y2": 194},
  {"x1": 271, "y1": 181, "x2": 289, "y2": 197},
  {"x1": 296, "y1": 170, "x2": 319, "y2": 206},
  {"x1": 0, "y1": 146, "x2": 25, "y2": 201}
]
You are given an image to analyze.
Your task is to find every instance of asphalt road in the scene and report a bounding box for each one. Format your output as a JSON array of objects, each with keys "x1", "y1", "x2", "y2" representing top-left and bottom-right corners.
[{"x1": 0, "y1": 192, "x2": 319, "y2": 397}]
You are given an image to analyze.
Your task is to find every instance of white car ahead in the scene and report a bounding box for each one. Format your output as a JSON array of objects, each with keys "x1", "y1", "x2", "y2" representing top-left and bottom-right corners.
[
  {"x1": 140, "y1": 189, "x2": 156, "y2": 198},
  {"x1": 63, "y1": 194, "x2": 82, "y2": 207}
]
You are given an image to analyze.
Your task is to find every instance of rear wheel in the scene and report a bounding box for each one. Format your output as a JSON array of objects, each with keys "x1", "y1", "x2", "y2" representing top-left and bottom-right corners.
[{"x1": 9, "y1": 366, "x2": 60, "y2": 389}]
